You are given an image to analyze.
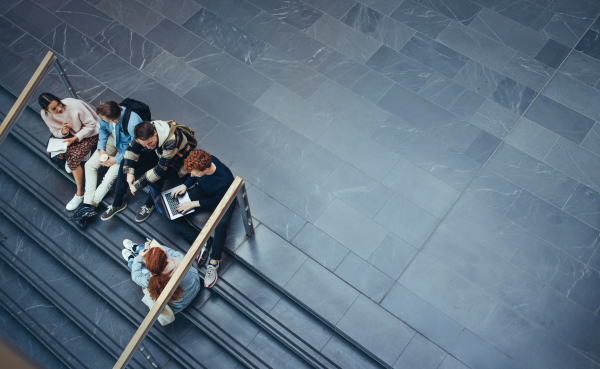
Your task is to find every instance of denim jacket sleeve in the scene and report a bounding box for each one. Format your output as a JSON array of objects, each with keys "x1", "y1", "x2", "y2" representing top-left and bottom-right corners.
[
  {"x1": 131, "y1": 255, "x2": 150, "y2": 288},
  {"x1": 97, "y1": 119, "x2": 110, "y2": 151},
  {"x1": 115, "y1": 112, "x2": 143, "y2": 164}
]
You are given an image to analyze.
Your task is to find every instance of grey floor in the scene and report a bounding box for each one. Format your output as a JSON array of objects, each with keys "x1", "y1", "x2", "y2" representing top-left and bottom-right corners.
[{"x1": 2, "y1": 0, "x2": 600, "y2": 368}]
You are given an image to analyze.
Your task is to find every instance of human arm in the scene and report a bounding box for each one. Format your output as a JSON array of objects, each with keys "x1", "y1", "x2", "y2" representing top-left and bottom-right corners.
[
  {"x1": 97, "y1": 119, "x2": 110, "y2": 151},
  {"x1": 73, "y1": 100, "x2": 99, "y2": 141},
  {"x1": 133, "y1": 132, "x2": 184, "y2": 190},
  {"x1": 115, "y1": 111, "x2": 144, "y2": 164},
  {"x1": 131, "y1": 256, "x2": 150, "y2": 288},
  {"x1": 41, "y1": 111, "x2": 65, "y2": 138}
]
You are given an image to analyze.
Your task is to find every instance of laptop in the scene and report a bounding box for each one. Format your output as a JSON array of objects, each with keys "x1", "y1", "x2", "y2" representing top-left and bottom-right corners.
[{"x1": 149, "y1": 186, "x2": 195, "y2": 220}]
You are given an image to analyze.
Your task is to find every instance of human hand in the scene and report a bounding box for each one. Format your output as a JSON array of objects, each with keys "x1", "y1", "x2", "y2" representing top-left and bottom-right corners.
[
  {"x1": 101, "y1": 156, "x2": 117, "y2": 167},
  {"x1": 99, "y1": 149, "x2": 106, "y2": 157},
  {"x1": 139, "y1": 247, "x2": 149, "y2": 257},
  {"x1": 61, "y1": 122, "x2": 71, "y2": 135},
  {"x1": 177, "y1": 201, "x2": 197, "y2": 213},
  {"x1": 63, "y1": 136, "x2": 78, "y2": 146},
  {"x1": 127, "y1": 173, "x2": 135, "y2": 186},
  {"x1": 129, "y1": 183, "x2": 137, "y2": 196},
  {"x1": 171, "y1": 185, "x2": 187, "y2": 198}
]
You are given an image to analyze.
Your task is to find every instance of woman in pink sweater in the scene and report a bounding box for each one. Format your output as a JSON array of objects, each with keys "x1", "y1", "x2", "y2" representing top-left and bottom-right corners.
[{"x1": 39, "y1": 93, "x2": 100, "y2": 211}]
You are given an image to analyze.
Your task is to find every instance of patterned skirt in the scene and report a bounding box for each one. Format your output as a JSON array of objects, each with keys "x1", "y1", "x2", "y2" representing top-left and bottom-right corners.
[{"x1": 56, "y1": 134, "x2": 99, "y2": 170}]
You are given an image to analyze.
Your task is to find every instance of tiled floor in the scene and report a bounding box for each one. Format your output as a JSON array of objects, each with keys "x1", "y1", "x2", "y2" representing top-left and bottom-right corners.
[{"x1": 2, "y1": 0, "x2": 600, "y2": 368}]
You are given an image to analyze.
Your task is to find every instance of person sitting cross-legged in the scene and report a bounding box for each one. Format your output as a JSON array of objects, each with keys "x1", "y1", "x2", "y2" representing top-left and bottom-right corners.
[
  {"x1": 101, "y1": 120, "x2": 194, "y2": 223},
  {"x1": 122, "y1": 238, "x2": 201, "y2": 314},
  {"x1": 169, "y1": 149, "x2": 235, "y2": 288}
]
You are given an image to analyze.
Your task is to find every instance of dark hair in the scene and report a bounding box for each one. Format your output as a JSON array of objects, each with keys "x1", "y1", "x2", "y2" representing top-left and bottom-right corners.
[
  {"x1": 184, "y1": 149, "x2": 212, "y2": 172},
  {"x1": 38, "y1": 93, "x2": 64, "y2": 115},
  {"x1": 145, "y1": 247, "x2": 183, "y2": 303},
  {"x1": 134, "y1": 121, "x2": 156, "y2": 141},
  {"x1": 96, "y1": 101, "x2": 122, "y2": 120}
]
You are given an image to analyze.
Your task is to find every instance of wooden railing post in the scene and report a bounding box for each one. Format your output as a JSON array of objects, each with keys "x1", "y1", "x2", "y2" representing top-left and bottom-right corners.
[
  {"x1": 0, "y1": 51, "x2": 56, "y2": 147},
  {"x1": 113, "y1": 177, "x2": 244, "y2": 369}
]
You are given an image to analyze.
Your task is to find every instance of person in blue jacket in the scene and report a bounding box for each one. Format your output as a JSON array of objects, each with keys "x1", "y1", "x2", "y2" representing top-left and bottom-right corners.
[
  {"x1": 122, "y1": 238, "x2": 201, "y2": 314},
  {"x1": 74, "y1": 101, "x2": 143, "y2": 219}
]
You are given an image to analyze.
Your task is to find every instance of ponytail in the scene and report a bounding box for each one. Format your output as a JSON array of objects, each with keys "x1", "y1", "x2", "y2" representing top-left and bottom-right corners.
[{"x1": 145, "y1": 247, "x2": 183, "y2": 302}]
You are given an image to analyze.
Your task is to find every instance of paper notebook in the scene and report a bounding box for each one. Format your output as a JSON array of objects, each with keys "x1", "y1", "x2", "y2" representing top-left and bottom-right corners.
[{"x1": 47, "y1": 138, "x2": 68, "y2": 154}]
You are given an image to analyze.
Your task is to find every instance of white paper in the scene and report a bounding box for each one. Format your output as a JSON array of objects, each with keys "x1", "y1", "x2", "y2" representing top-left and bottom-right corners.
[{"x1": 47, "y1": 138, "x2": 68, "y2": 154}]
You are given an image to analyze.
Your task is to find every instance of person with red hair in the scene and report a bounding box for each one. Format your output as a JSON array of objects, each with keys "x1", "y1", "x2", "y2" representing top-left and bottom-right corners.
[
  {"x1": 170, "y1": 149, "x2": 235, "y2": 288},
  {"x1": 122, "y1": 238, "x2": 201, "y2": 313}
]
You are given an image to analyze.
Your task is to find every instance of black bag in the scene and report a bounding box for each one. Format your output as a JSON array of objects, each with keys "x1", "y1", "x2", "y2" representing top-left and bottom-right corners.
[{"x1": 120, "y1": 98, "x2": 151, "y2": 133}]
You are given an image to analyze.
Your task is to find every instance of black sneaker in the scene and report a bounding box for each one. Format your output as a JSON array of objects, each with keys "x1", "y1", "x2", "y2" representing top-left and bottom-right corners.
[
  {"x1": 135, "y1": 205, "x2": 155, "y2": 223},
  {"x1": 101, "y1": 202, "x2": 127, "y2": 221},
  {"x1": 69, "y1": 204, "x2": 97, "y2": 221},
  {"x1": 196, "y1": 238, "x2": 213, "y2": 266}
]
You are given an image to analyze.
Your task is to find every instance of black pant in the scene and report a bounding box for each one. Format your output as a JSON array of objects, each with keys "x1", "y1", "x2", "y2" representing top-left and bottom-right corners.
[
  {"x1": 112, "y1": 151, "x2": 171, "y2": 208},
  {"x1": 172, "y1": 185, "x2": 235, "y2": 261}
]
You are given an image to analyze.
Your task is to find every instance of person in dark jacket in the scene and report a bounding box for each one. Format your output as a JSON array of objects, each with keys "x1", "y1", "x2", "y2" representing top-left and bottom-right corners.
[{"x1": 170, "y1": 149, "x2": 235, "y2": 288}]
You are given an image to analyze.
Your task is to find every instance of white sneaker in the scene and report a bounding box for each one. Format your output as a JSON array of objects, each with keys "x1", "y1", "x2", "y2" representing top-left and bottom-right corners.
[
  {"x1": 122, "y1": 249, "x2": 135, "y2": 262},
  {"x1": 66, "y1": 195, "x2": 83, "y2": 211},
  {"x1": 204, "y1": 262, "x2": 219, "y2": 288},
  {"x1": 65, "y1": 162, "x2": 72, "y2": 173},
  {"x1": 122, "y1": 239, "x2": 138, "y2": 253}
]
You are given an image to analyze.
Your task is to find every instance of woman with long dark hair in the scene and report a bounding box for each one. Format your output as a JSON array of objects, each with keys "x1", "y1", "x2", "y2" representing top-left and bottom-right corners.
[
  {"x1": 122, "y1": 239, "x2": 201, "y2": 313},
  {"x1": 38, "y1": 92, "x2": 100, "y2": 211}
]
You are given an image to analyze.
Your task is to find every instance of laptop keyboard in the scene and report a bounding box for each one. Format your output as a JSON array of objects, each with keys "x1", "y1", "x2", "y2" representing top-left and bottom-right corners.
[{"x1": 165, "y1": 195, "x2": 181, "y2": 215}]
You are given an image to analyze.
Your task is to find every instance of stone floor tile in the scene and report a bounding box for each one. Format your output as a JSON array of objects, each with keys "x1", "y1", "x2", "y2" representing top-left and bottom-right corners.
[
  {"x1": 390, "y1": 0, "x2": 450, "y2": 39},
  {"x1": 349, "y1": 70, "x2": 394, "y2": 103},
  {"x1": 576, "y1": 29, "x2": 600, "y2": 61},
  {"x1": 393, "y1": 333, "x2": 446, "y2": 369},
  {"x1": 236, "y1": 225, "x2": 308, "y2": 286},
  {"x1": 97, "y1": 0, "x2": 163, "y2": 36},
  {"x1": 501, "y1": 53, "x2": 555, "y2": 91},
  {"x1": 374, "y1": 193, "x2": 440, "y2": 248},
  {"x1": 337, "y1": 294, "x2": 414, "y2": 366},
  {"x1": 439, "y1": 356, "x2": 469, "y2": 369},
  {"x1": 302, "y1": 0, "x2": 356, "y2": 19},
  {"x1": 451, "y1": 329, "x2": 524, "y2": 369},
  {"x1": 94, "y1": 22, "x2": 163, "y2": 70},
  {"x1": 512, "y1": 232, "x2": 600, "y2": 313},
  {"x1": 183, "y1": 8, "x2": 268, "y2": 66},
  {"x1": 382, "y1": 283, "x2": 464, "y2": 351},
  {"x1": 0, "y1": 16, "x2": 25, "y2": 46},
  {"x1": 245, "y1": 0, "x2": 323, "y2": 32},
  {"x1": 437, "y1": 21, "x2": 516, "y2": 71},
  {"x1": 0, "y1": 0, "x2": 20, "y2": 15},
  {"x1": 535, "y1": 38, "x2": 571, "y2": 69},
  {"x1": 418, "y1": 73, "x2": 486, "y2": 120},
  {"x1": 184, "y1": 41, "x2": 273, "y2": 104},
  {"x1": 469, "y1": 99, "x2": 520, "y2": 139},
  {"x1": 382, "y1": 158, "x2": 461, "y2": 219},
  {"x1": 145, "y1": 18, "x2": 202, "y2": 58},
  {"x1": 486, "y1": 142, "x2": 578, "y2": 208},
  {"x1": 334, "y1": 252, "x2": 394, "y2": 302},
  {"x1": 429, "y1": 147, "x2": 483, "y2": 191},
  {"x1": 420, "y1": 0, "x2": 482, "y2": 26},
  {"x1": 42, "y1": 23, "x2": 109, "y2": 72},
  {"x1": 221, "y1": 260, "x2": 283, "y2": 312},
  {"x1": 563, "y1": 183, "x2": 600, "y2": 228},
  {"x1": 367, "y1": 233, "x2": 417, "y2": 280},
  {"x1": 505, "y1": 117, "x2": 559, "y2": 161},
  {"x1": 366, "y1": 45, "x2": 434, "y2": 92},
  {"x1": 138, "y1": 0, "x2": 201, "y2": 25},
  {"x1": 461, "y1": 167, "x2": 522, "y2": 214},
  {"x1": 425, "y1": 223, "x2": 544, "y2": 315},
  {"x1": 560, "y1": 50, "x2": 600, "y2": 87},
  {"x1": 55, "y1": 0, "x2": 113, "y2": 38},
  {"x1": 247, "y1": 185, "x2": 306, "y2": 242},
  {"x1": 314, "y1": 198, "x2": 388, "y2": 260},
  {"x1": 341, "y1": 3, "x2": 415, "y2": 51},
  {"x1": 320, "y1": 333, "x2": 383, "y2": 369},
  {"x1": 254, "y1": 83, "x2": 334, "y2": 141},
  {"x1": 469, "y1": 8, "x2": 547, "y2": 57},
  {"x1": 400, "y1": 33, "x2": 469, "y2": 79},
  {"x1": 4, "y1": 0, "x2": 62, "y2": 39},
  {"x1": 291, "y1": 223, "x2": 349, "y2": 272},
  {"x1": 464, "y1": 130, "x2": 501, "y2": 164},
  {"x1": 9, "y1": 32, "x2": 53, "y2": 65},
  {"x1": 445, "y1": 197, "x2": 529, "y2": 260},
  {"x1": 88, "y1": 53, "x2": 147, "y2": 96},
  {"x1": 492, "y1": 0, "x2": 554, "y2": 32},
  {"x1": 248, "y1": 330, "x2": 313, "y2": 369},
  {"x1": 543, "y1": 72, "x2": 600, "y2": 122},
  {"x1": 307, "y1": 14, "x2": 381, "y2": 64},
  {"x1": 399, "y1": 252, "x2": 498, "y2": 333},
  {"x1": 285, "y1": 259, "x2": 359, "y2": 325},
  {"x1": 322, "y1": 162, "x2": 393, "y2": 218},
  {"x1": 314, "y1": 50, "x2": 371, "y2": 87},
  {"x1": 142, "y1": 51, "x2": 205, "y2": 96},
  {"x1": 544, "y1": 137, "x2": 600, "y2": 193},
  {"x1": 251, "y1": 157, "x2": 335, "y2": 223},
  {"x1": 543, "y1": 14, "x2": 588, "y2": 48},
  {"x1": 506, "y1": 190, "x2": 599, "y2": 262},
  {"x1": 200, "y1": 294, "x2": 261, "y2": 346},
  {"x1": 195, "y1": 0, "x2": 260, "y2": 29}
]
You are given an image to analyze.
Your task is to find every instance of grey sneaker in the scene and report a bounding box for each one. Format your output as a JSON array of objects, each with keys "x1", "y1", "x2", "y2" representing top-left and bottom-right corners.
[
  {"x1": 122, "y1": 249, "x2": 135, "y2": 262},
  {"x1": 135, "y1": 205, "x2": 155, "y2": 223},
  {"x1": 101, "y1": 202, "x2": 127, "y2": 221},
  {"x1": 204, "y1": 262, "x2": 219, "y2": 288},
  {"x1": 123, "y1": 239, "x2": 138, "y2": 253}
]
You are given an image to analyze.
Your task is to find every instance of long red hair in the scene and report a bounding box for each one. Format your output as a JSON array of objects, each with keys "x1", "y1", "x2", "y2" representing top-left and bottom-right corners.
[{"x1": 145, "y1": 248, "x2": 183, "y2": 302}]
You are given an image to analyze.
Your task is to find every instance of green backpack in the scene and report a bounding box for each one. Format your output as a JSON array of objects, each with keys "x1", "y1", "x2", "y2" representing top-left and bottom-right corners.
[{"x1": 161, "y1": 120, "x2": 198, "y2": 150}]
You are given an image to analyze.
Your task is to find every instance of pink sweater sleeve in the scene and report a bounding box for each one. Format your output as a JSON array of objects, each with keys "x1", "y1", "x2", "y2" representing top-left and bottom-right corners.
[
  {"x1": 40, "y1": 111, "x2": 64, "y2": 138},
  {"x1": 72, "y1": 100, "x2": 100, "y2": 141}
]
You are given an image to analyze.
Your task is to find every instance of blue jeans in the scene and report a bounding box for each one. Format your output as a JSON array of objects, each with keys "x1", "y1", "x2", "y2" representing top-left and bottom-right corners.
[{"x1": 127, "y1": 244, "x2": 147, "y2": 271}]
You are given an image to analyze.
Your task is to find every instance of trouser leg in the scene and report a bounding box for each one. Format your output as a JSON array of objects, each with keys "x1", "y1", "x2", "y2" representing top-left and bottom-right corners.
[
  {"x1": 112, "y1": 151, "x2": 159, "y2": 207},
  {"x1": 83, "y1": 150, "x2": 101, "y2": 205},
  {"x1": 92, "y1": 135, "x2": 119, "y2": 206},
  {"x1": 209, "y1": 204, "x2": 234, "y2": 261}
]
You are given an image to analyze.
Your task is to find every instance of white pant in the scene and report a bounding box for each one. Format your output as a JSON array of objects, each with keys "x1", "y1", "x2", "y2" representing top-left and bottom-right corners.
[{"x1": 84, "y1": 134, "x2": 120, "y2": 206}]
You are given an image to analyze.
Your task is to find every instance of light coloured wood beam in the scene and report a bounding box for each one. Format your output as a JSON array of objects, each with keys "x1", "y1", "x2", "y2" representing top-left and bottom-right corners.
[
  {"x1": 0, "y1": 51, "x2": 55, "y2": 141},
  {"x1": 113, "y1": 176, "x2": 244, "y2": 369}
]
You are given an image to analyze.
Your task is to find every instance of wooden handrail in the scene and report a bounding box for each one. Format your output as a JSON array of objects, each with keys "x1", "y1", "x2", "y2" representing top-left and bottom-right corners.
[
  {"x1": 0, "y1": 51, "x2": 55, "y2": 143},
  {"x1": 113, "y1": 176, "x2": 244, "y2": 369}
]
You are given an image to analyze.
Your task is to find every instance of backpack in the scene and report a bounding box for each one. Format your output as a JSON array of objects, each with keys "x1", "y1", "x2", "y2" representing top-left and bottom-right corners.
[
  {"x1": 161, "y1": 120, "x2": 198, "y2": 150},
  {"x1": 120, "y1": 98, "x2": 151, "y2": 133}
]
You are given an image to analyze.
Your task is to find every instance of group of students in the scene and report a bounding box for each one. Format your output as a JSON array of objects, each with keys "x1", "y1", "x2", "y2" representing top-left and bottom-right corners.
[{"x1": 39, "y1": 92, "x2": 235, "y2": 317}]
